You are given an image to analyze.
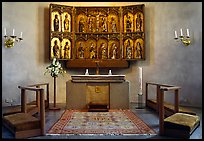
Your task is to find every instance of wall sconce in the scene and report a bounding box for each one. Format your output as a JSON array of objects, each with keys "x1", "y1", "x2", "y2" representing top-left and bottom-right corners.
[
  {"x1": 174, "y1": 28, "x2": 191, "y2": 46},
  {"x1": 3, "y1": 28, "x2": 23, "y2": 48}
]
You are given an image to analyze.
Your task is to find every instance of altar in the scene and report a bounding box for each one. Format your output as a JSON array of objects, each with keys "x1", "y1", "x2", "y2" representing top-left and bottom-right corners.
[{"x1": 66, "y1": 75, "x2": 129, "y2": 110}]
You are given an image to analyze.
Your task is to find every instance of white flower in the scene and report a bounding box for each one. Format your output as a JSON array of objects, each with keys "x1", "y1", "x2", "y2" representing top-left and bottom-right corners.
[{"x1": 44, "y1": 57, "x2": 66, "y2": 77}]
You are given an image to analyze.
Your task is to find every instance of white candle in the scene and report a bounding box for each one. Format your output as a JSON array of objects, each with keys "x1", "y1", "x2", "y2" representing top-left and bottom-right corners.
[
  {"x1": 4, "y1": 28, "x2": 6, "y2": 35},
  {"x1": 187, "y1": 29, "x2": 190, "y2": 37},
  {"x1": 12, "y1": 29, "x2": 15, "y2": 36},
  {"x1": 174, "y1": 31, "x2": 178, "y2": 38},
  {"x1": 180, "y1": 28, "x2": 183, "y2": 36},
  {"x1": 20, "y1": 32, "x2": 23, "y2": 38},
  {"x1": 139, "y1": 67, "x2": 143, "y2": 95},
  {"x1": 85, "y1": 69, "x2": 89, "y2": 75},
  {"x1": 109, "y1": 69, "x2": 112, "y2": 75}
]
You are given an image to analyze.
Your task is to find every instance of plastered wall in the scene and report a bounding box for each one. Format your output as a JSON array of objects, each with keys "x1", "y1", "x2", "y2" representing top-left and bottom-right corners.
[{"x1": 2, "y1": 2, "x2": 202, "y2": 107}]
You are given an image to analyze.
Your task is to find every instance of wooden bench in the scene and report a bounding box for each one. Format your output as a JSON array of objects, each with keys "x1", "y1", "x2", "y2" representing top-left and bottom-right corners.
[
  {"x1": 2, "y1": 86, "x2": 46, "y2": 139},
  {"x1": 146, "y1": 82, "x2": 196, "y2": 117},
  {"x1": 3, "y1": 83, "x2": 49, "y2": 116}
]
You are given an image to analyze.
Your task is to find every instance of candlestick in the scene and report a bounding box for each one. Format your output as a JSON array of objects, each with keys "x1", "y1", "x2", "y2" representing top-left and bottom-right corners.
[
  {"x1": 174, "y1": 31, "x2": 178, "y2": 38},
  {"x1": 180, "y1": 28, "x2": 183, "y2": 36}
]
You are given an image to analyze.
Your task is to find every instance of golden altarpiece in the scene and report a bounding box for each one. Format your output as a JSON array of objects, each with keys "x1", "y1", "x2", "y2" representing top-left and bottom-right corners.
[{"x1": 49, "y1": 4, "x2": 145, "y2": 69}]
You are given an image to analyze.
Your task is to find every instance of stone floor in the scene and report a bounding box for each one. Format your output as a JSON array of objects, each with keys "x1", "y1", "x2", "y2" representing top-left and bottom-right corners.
[{"x1": 2, "y1": 103, "x2": 202, "y2": 139}]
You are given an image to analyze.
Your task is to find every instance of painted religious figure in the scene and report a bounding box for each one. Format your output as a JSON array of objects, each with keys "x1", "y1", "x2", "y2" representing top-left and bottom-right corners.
[
  {"x1": 126, "y1": 39, "x2": 132, "y2": 59},
  {"x1": 78, "y1": 42, "x2": 85, "y2": 59},
  {"x1": 136, "y1": 13, "x2": 142, "y2": 32},
  {"x1": 53, "y1": 14, "x2": 60, "y2": 31},
  {"x1": 126, "y1": 15, "x2": 132, "y2": 32},
  {"x1": 89, "y1": 42, "x2": 96, "y2": 59},
  {"x1": 101, "y1": 43, "x2": 107, "y2": 59},
  {"x1": 64, "y1": 14, "x2": 70, "y2": 31},
  {"x1": 111, "y1": 43, "x2": 117, "y2": 59},
  {"x1": 53, "y1": 40, "x2": 60, "y2": 59},
  {"x1": 64, "y1": 41, "x2": 71, "y2": 59},
  {"x1": 110, "y1": 17, "x2": 117, "y2": 33}
]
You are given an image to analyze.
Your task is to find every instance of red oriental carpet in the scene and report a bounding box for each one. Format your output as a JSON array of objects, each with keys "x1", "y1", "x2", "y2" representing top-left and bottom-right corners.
[{"x1": 47, "y1": 109, "x2": 156, "y2": 136}]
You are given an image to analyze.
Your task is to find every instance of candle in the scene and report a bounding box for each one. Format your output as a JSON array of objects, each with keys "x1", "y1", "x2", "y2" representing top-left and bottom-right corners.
[
  {"x1": 12, "y1": 29, "x2": 15, "y2": 36},
  {"x1": 180, "y1": 28, "x2": 183, "y2": 36},
  {"x1": 20, "y1": 32, "x2": 23, "y2": 38},
  {"x1": 139, "y1": 67, "x2": 143, "y2": 95},
  {"x1": 108, "y1": 69, "x2": 112, "y2": 75},
  {"x1": 187, "y1": 29, "x2": 190, "y2": 37},
  {"x1": 85, "y1": 69, "x2": 89, "y2": 75},
  {"x1": 4, "y1": 28, "x2": 6, "y2": 36},
  {"x1": 174, "y1": 31, "x2": 178, "y2": 38}
]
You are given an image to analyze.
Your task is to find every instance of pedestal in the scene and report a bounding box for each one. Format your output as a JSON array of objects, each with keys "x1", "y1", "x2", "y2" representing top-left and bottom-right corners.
[
  {"x1": 136, "y1": 94, "x2": 145, "y2": 109},
  {"x1": 49, "y1": 76, "x2": 60, "y2": 110}
]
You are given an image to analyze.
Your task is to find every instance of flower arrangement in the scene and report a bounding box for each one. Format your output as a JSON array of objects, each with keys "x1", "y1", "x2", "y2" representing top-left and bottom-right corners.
[{"x1": 44, "y1": 58, "x2": 66, "y2": 77}]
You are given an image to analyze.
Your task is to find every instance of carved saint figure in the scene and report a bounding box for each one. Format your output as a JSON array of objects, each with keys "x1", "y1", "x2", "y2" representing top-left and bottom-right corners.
[
  {"x1": 96, "y1": 14, "x2": 100, "y2": 32},
  {"x1": 53, "y1": 14, "x2": 59, "y2": 31},
  {"x1": 135, "y1": 41, "x2": 143, "y2": 58},
  {"x1": 136, "y1": 13, "x2": 142, "y2": 32},
  {"x1": 101, "y1": 43, "x2": 107, "y2": 59},
  {"x1": 88, "y1": 16, "x2": 94, "y2": 32},
  {"x1": 64, "y1": 14, "x2": 69, "y2": 31},
  {"x1": 110, "y1": 17, "x2": 117, "y2": 33},
  {"x1": 53, "y1": 40, "x2": 60, "y2": 59},
  {"x1": 79, "y1": 17, "x2": 85, "y2": 32},
  {"x1": 89, "y1": 42, "x2": 96, "y2": 59},
  {"x1": 101, "y1": 17, "x2": 107, "y2": 32},
  {"x1": 78, "y1": 42, "x2": 85, "y2": 59},
  {"x1": 126, "y1": 40, "x2": 132, "y2": 59},
  {"x1": 126, "y1": 15, "x2": 132, "y2": 32},
  {"x1": 64, "y1": 41, "x2": 71, "y2": 59},
  {"x1": 111, "y1": 43, "x2": 117, "y2": 59}
]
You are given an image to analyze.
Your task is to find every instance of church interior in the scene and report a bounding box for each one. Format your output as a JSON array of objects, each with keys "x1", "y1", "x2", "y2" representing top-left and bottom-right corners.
[{"x1": 2, "y1": 2, "x2": 202, "y2": 139}]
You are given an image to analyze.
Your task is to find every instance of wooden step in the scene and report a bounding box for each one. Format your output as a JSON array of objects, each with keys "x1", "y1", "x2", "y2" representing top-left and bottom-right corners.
[
  {"x1": 88, "y1": 103, "x2": 109, "y2": 112},
  {"x1": 88, "y1": 108, "x2": 109, "y2": 112}
]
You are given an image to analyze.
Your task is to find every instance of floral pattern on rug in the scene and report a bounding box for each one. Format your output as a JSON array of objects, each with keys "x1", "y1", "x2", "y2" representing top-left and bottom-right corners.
[{"x1": 48, "y1": 109, "x2": 156, "y2": 135}]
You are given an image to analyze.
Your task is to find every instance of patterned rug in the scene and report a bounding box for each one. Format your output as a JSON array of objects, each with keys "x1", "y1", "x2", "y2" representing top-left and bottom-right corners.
[{"x1": 47, "y1": 109, "x2": 156, "y2": 136}]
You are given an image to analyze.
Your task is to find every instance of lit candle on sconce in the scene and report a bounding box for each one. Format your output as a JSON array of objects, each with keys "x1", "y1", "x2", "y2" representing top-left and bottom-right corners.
[
  {"x1": 187, "y1": 29, "x2": 190, "y2": 37},
  {"x1": 4, "y1": 28, "x2": 7, "y2": 36},
  {"x1": 12, "y1": 29, "x2": 15, "y2": 36},
  {"x1": 20, "y1": 32, "x2": 23, "y2": 38},
  {"x1": 174, "y1": 30, "x2": 178, "y2": 39},
  {"x1": 180, "y1": 28, "x2": 183, "y2": 36}
]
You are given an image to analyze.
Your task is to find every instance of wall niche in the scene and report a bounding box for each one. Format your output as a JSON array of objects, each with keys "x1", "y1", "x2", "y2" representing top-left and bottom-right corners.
[{"x1": 49, "y1": 4, "x2": 145, "y2": 68}]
